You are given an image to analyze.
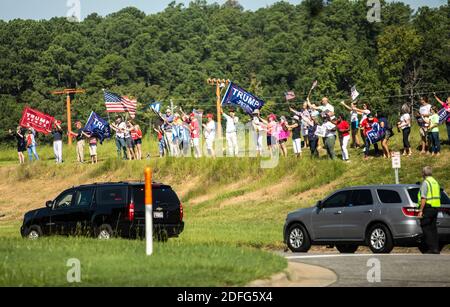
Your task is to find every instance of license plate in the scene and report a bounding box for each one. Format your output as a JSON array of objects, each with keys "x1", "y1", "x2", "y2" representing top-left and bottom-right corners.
[
  {"x1": 153, "y1": 212, "x2": 164, "y2": 219},
  {"x1": 438, "y1": 212, "x2": 444, "y2": 219}
]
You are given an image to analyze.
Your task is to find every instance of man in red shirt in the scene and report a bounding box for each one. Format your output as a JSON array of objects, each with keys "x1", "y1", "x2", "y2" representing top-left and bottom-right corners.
[{"x1": 337, "y1": 114, "x2": 351, "y2": 162}]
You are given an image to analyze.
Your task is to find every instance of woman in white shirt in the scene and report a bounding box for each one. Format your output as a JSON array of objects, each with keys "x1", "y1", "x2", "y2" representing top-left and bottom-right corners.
[{"x1": 397, "y1": 104, "x2": 412, "y2": 156}]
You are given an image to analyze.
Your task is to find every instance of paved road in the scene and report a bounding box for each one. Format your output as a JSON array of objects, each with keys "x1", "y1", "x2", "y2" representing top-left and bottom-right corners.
[{"x1": 282, "y1": 252, "x2": 450, "y2": 287}]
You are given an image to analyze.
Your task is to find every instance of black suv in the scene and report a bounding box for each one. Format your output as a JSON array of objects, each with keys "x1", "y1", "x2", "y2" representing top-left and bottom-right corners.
[{"x1": 21, "y1": 182, "x2": 184, "y2": 241}]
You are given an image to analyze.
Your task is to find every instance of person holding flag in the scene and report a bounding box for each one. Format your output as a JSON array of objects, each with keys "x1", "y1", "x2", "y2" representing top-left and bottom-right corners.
[
  {"x1": 69, "y1": 121, "x2": 85, "y2": 163},
  {"x1": 81, "y1": 131, "x2": 98, "y2": 164},
  {"x1": 308, "y1": 97, "x2": 335, "y2": 119},
  {"x1": 51, "y1": 120, "x2": 64, "y2": 164},
  {"x1": 222, "y1": 107, "x2": 239, "y2": 157},
  {"x1": 110, "y1": 116, "x2": 128, "y2": 160},
  {"x1": 433, "y1": 93, "x2": 450, "y2": 144}
]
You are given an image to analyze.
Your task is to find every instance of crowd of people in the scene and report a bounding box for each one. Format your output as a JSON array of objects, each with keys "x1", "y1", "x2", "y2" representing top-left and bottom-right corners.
[{"x1": 8, "y1": 93, "x2": 450, "y2": 164}]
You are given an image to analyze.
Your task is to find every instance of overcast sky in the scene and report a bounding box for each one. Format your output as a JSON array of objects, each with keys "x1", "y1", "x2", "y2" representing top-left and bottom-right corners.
[{"x1": 0, "y1": 0, "x2": 447, "y2": 21}]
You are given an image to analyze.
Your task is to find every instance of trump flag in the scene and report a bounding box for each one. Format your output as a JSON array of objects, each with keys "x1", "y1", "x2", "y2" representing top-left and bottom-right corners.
[
  {"x1": 83, "y1": 112, "x2": 111, "y2": 144},
  {"x1": 221, "y1": 82, "x2": 265, "y2": 115},
  {"x1": 20, "y1": 107, "x2": 54, "y2": 135}
]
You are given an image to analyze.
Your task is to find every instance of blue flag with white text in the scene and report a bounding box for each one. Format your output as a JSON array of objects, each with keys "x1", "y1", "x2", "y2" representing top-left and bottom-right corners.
[
  {"x1": 221, "y1": 82, "x2": 265, "y2": 115},
  {"x1": 83, "y1": 112, "x2": 111, "y2": 144}
]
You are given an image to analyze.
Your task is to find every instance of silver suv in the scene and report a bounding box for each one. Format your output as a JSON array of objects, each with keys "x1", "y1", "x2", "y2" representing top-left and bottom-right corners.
[{"x1": 284, "y1": 185, "x2": 450, "y2": 254}]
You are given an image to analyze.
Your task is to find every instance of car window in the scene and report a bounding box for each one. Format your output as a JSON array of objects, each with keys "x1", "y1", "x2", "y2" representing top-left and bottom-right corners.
[
  {"x1": 377, "y1": 190, "x2": 402, "y2": 204},
  {"x1": 74, "y1": 189, "x2": 94, "y2": 207},
  {"x1": 322, "y1": 191, "x2": 351, "y2": 208},
  {"x1": 408, "y1": 188, "x2": 450, "y2": 205},
  {"x1": 132, "y1": 186, "x2": 179, "y2": 206},
  {"x1": 97, "y1": 186, "x2": 127, "y2": 206},
  {"x1": 54, "y1": 191, "x2": 74, "y2": 209},
  {"x1": 349, "y1": 190, "x2": 373, "y2": 206}
]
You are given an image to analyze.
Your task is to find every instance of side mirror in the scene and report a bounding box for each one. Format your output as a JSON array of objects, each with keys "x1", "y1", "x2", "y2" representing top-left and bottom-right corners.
[
  {"x1": 316, "y1": 201, "x2": 323, "y2": 209},
  {"x1": 45, "y1": 200, "x2": 53, "y2": 209}
]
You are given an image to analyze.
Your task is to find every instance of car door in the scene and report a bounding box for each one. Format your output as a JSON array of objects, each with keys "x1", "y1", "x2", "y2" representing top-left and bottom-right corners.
[
  {"x1": 71, "y1": 188, "x2": 95, "y2": 235},
  {"x1": 50, "y1": 189, "x2": 76, "y2": 235},
  {"x1": 311, "y1": 190, "x2": 352, "y2": 240},
  {"x1": 341, "y1": 189, "x2": 375, "y2": 240}
]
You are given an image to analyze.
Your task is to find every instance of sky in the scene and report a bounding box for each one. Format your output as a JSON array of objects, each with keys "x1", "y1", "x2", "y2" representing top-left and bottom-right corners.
[{"x1": 0, "y1": 0, "x2": 447, "y2": 21}]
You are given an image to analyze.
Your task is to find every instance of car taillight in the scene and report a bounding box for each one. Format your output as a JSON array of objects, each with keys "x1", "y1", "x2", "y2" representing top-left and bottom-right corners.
[
  {"x1": 128, "y1": 202, "x2": 135, "y2": 221},
  {"x1": 402, "y1": 207, "x2": 420, "y2": 217},
  {"x1": 180, "y1": 202, "x2": 184, "y2": 222}
]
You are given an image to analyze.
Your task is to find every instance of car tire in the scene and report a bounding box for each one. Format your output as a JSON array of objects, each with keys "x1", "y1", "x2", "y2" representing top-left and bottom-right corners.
[
  {"x1": 26, "y1": 225, "x2": 43, "y2": 240},
  {"x1": 96, "y1": 224, "x2": 114, "y2": 240},
  {"x1": 286, "y1": 224, "x2": 311, "y2": 253},
  {"x1": 367, "y1": 224, "x2": 394, "y2": 254},
  {"x1": 336, "y1": 244, "x2": 358, "y2": 254}
]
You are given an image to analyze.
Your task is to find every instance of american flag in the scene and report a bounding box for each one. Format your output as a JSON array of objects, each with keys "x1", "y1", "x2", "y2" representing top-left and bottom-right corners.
[
  {"x1": 285, "y1": 91, "x2": 296, "y2": 101},
  {"x1": 104, "y1": 91, "x2": 138, "y2": 117}
]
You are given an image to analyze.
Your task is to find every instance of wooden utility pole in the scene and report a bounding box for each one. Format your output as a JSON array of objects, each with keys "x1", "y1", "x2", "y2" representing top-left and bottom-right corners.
[
  {"x1": 207, "y1": 78, "x2": 229, "y2": 138},
  {"x1": 51, "y1": 88, "x2": 85, "y2": 145}
]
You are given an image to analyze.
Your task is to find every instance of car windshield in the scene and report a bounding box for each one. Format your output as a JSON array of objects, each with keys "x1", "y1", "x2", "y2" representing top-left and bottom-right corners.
[{"x1": 408, "y1": 188, "x2": 450, "y2": 204}]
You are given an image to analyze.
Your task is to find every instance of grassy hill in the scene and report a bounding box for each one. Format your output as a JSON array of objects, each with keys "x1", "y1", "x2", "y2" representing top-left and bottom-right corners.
[{"x1": 0, "y1": 125, "x2": 449, "y2": 286}]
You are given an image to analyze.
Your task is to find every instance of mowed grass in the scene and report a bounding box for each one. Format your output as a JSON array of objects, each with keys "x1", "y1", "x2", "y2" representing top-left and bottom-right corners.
[
  {"x1": 0, "y1": 236, "x2": 285, "y2": 287},
  {"x1": 0, "y1": 125, "x2": 449, "y2": 286}
]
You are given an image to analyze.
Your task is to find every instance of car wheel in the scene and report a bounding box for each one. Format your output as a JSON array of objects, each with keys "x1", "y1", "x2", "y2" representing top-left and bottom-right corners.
[
  {"x1": 336, "y1": 244, "x2": 358, "y2": 254},
  {"x1": 96, "y1": 224, "x2": 114, "y2": 240},
  {"x1": 287, "y1": 224, "x2": 311, "y2": 253},
  {"x1": 26, "y1": 225, "x2": 43, "y2": 240},
  {"x1": 367, "y1": 224, "x2": 394, "y2": 254}
]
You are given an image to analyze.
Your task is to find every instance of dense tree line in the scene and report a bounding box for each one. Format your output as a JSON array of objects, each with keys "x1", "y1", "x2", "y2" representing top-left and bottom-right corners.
[{"x1": 0, "y1": 0, "x2": 449, "y2": 142}]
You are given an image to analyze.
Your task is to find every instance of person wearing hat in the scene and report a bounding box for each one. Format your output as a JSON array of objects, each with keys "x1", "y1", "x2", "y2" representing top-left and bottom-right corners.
[
  {"x1": 222, "y1": 107, "x2": 239, "y2": 157},
  {"x1": 287, "y1": 115, "x2": 302, "y2": 158},
  {"x1": 52, "y1": 120, "x2": 64, "y2": 164},
  {"x1": 25, "y1": 126, "x2": 39, "y2": 162},
  {"x1": 203, "y1": 114, "x2": 216, "y2": 158}
]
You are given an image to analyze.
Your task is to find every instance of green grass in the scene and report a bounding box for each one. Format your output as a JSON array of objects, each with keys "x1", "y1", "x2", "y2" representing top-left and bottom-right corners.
[
  {"x1": 0, "y1": 236, "x2": 285, "y2": 287},
  {"x1": 0, "y1": 124, "x2": 449, "y2": 286}
]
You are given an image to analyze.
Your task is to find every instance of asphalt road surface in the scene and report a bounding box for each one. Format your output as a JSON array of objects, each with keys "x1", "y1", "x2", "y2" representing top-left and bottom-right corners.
[{"x1": 283, "y1": 252, "x2": 450, "y2": 287}]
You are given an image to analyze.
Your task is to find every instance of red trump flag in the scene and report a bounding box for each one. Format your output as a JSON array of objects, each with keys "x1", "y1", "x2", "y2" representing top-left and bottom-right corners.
[{"x1": 20, "y1": 107, "x2": 55, "y2": 135}]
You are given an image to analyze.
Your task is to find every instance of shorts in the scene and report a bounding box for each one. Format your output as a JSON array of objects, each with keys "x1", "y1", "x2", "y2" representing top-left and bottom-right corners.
[
  {"x1": 420, "y1": 127, "x2": 428, "y2": 138},
  {"x1": 279, "y1": 138, "x2": 288, "y2": 144},
  {"x1": 125, "y1": 137, "x2": 134, "y2": 148},
  {"x1": 134, "y1": 139, "x2": 142, "y2": 145},
  {"x1": 351, "y1": 121, "x2": 359, "y2": 130},
  {"x1": 89, "y1": 145, "x2": 97, "y2": 156},
  {"x1": 384, "y1": 129, "x2": 393, "y2": 140}
]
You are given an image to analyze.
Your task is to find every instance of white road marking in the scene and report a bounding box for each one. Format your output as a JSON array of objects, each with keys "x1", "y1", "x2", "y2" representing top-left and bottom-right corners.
[{"x1": 285, "y1": 253, "x2": 447, "y2": 260}]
